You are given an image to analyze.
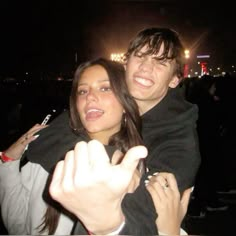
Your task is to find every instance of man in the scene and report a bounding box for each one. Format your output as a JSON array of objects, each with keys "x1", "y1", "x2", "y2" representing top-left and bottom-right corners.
[{"x1": 28, "y1": 27, "x2": 201, "y2": 234}]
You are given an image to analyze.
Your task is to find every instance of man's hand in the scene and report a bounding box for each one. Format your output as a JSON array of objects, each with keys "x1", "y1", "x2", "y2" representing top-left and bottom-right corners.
[{"x1": 49, "y1": 140, "x2": 147, "y2": 234}]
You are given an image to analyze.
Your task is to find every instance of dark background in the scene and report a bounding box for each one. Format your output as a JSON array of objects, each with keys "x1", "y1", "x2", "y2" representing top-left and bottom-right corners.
[
  {"x1": 0, "y1": 0, "x2": 235, "y2": 78},
  {"x1": 1, "y1": 1, "x2": 236, "y2": 235}
]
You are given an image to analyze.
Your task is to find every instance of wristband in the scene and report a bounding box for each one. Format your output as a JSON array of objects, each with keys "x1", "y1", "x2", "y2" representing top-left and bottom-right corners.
[{"x1": 0, "y1": 152, "x2": 15, "y2": 162}]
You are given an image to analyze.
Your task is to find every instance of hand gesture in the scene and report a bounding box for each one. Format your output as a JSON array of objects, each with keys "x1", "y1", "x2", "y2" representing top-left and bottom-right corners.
[{"x1": 49, "y1": 140, "x2": 147, "y2": 234}]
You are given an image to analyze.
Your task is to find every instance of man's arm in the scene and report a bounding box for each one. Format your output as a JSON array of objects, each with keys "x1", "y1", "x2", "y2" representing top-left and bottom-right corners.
[{"x1": 143, "y1": 104, "x2": 201, "y2": 193}]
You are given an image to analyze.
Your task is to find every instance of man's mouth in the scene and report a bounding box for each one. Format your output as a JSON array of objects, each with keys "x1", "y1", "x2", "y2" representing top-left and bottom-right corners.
[{"x1": 134, "y1": 76, "x2": 154, "y2": 87}]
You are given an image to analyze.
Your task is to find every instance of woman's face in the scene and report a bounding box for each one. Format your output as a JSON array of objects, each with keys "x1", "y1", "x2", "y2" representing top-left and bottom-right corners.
[{"x1": 77, "y1": 64, "x2": 124, "y2": 144}]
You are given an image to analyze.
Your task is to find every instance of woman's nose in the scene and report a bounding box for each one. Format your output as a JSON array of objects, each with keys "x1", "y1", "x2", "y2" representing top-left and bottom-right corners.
[{"x1": 86, "y1": 89, "x2": 98, "y2": 101}]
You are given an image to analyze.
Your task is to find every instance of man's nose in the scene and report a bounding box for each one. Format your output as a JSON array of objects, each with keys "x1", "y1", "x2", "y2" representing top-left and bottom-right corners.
[{"x1": 139, "y1": 58, "x2": 154, "y2": 73}]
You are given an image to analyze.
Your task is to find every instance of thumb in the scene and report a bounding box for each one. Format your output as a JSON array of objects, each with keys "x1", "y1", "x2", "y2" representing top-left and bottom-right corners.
[
  {"x1": 120, "y1": 145, "x2": 147, "y2": 173},
  {"x1": 111, "y1": 150, "x2": 124, "y2": 165},
  {"x1": 49, "y1": 160, "x2": 64, "y2": 200}
]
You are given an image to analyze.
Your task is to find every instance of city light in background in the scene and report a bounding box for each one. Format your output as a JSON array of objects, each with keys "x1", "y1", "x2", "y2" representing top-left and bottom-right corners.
[
  {"x1": 110, "y1": 50, "x2": 235, "y2": 79},
  {"x1": 110, "y1": 53, "x2": 125, "y2": 63},
  {"x1": 184, "y1": 49, "x2": 190, "y2": 77},
  {"x1": 0, "y1": 1, "x2": 235, "y2": 79},
  {"x1": 184, "y1": 49, "x2": 190, "y2": 59}
]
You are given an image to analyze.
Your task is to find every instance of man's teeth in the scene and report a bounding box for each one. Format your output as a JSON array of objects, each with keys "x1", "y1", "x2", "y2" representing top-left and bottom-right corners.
[{"x1": 135, "y1": 77, "x2": 153, "y2": 86}]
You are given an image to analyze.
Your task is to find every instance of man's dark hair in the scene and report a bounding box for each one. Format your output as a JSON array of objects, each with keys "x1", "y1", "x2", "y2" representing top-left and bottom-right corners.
[{"x1": 125, "y1": 27, "x2": 185, "y2": 80}]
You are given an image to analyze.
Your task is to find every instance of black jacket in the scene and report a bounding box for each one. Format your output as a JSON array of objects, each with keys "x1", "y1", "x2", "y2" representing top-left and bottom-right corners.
[
  {"x1": 142, "y1": 87, "x2": 200, "y2": 193},
  {"x1": 24, "y1": 87, "x2": 201, "y2": 235},
  {"x1": 73, "y1": 87, "x2": 201, "y2": 235}
]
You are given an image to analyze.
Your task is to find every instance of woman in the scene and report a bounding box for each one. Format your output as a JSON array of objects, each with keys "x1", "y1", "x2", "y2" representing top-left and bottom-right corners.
[
  {"x1": 0, "y1": 58, "x2": 144, "y2": 235},
  {"x1": 41, "y1": 58, "x2": 147, "y2": 234}
]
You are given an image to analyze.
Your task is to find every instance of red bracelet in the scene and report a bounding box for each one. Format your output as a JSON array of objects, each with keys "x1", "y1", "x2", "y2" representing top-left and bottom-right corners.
[{"x1": 1, "y1": 152, "x2": 15, "y2": 162}]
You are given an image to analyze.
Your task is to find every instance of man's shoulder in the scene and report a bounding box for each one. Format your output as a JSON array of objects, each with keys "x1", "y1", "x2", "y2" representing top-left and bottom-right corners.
[
  {"x1": 50, "y1": 110, "x2": 70, "y2": 127},
  {"x1": 143, "y1": 88, "x2": 198, "y2": 125}
]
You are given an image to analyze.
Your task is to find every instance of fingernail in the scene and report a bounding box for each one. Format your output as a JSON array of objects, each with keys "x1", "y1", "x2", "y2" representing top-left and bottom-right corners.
[
  {"x1": 148, "y1": 175, "x2": 153, "y2": 179},
  {"x1": 34, "y1": 134, "x2": 40, "y2": 139},
  {"x1": 144, "y1": 180, "x2": 149, "y2": 184},
  {"x1": 191, "y1": 186, "x2": 194, "y2": 192},
  {"x1": 153, "y1": 172, "x2": 159, "y2": 176}
]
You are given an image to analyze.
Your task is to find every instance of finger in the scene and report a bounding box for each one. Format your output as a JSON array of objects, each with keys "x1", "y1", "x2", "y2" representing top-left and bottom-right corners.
[
  {"x1": 120, "y1": 145, "x2": 147, "y2": 173},
  {"x1": 20, "y1": 126, "x2": 43, "y2": 142},
  {"x1": 157, "y1": 172, "x2": 170, "y2": 179},
  {"x1": 88, "y1": 140, "x2": 110, "y2": 168},
  {"x1": 146, "y1": 180, "x2": 163, "y2": 208},
  {"x1": 181, "y1": 188, "x2": 192, "y2": 214},
  {"x1": 74, "y1": 141, "x2": 90, "y2": 178},
  {"x1": 27, "y1": 125, "x2": 47, "y2": 136},
  {"x1": 49, "y1": 160, "x2": 65, "y2": 200},
  {"x1": 24, "y1": 135, "x2": 39, "y2": 145},
  {"x1": 150, "y1": 176, "x2": 168, "y2": 198},
  {"x1": 62, "y1": 151, "x2": 76, "y2": 190},
  {"x1": 146, "y1": 181, "x2": 161, "y2": 200},
  {"x1": 165, "y1": 173, "x2": 179, "y2": 194},
  {"x1": 149, "y1": 175, "x2": 171, "y2": 198},
  {"x1": 155, "y1": 175, "x2": 169, "y2": 188},
  {"x1": 25, "y1": 124, "x2": 44, "y2": 134}
]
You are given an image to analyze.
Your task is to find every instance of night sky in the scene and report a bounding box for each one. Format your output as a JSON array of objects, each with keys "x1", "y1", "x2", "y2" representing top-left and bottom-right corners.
[{"x1": 0, "y1": 0, "x2": 235, "y2": 78}]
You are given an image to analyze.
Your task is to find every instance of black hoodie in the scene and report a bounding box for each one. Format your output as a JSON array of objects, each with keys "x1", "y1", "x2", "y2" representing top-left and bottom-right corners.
[{"x1": 24, "y1": 86, "x2": 201, "y2": 235}]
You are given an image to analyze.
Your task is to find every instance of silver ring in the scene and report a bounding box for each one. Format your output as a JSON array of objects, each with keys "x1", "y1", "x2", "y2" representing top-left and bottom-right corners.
[{"x1": 163, "y1": 182, "x2": 169, "y2": 190}]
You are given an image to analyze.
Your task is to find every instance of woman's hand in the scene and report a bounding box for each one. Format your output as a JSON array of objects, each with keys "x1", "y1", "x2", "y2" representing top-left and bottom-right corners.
[
  {"x1": 4, "y1": 124, "x2": 47, "y2": 160},
  {"x1": 111, "y1": 149, "x2": 141, "y2": 194},
  {"x1": 146, "y1": 173, "x2": 192, "y2": 235},
  {"x1": 49, "y1": 140, "x2": 147, "y2": 234}
]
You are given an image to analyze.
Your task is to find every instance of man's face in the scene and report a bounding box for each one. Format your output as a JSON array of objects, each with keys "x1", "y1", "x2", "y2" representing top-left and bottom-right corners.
[{"x1": 125, "y1": 44, "x2": 179, "y2": 114}]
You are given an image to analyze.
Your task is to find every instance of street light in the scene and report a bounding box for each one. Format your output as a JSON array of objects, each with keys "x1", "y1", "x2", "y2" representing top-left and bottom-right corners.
[
  {"x1": 184, "y1": 49, "x2": 190, "y2": 77},
  {"x1": 184, "y1": 49, "x2": 190, "y2": 59}
]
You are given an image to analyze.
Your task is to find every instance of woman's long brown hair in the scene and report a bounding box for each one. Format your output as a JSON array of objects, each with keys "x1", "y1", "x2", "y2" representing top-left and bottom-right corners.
[{"x1": 39, "y1": 58, "x2": 145, "y2": 234}]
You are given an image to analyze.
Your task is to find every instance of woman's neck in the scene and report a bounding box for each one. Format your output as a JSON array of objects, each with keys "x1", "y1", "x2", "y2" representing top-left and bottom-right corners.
[{"x1": 88, "y1": 133, "x2": 109, "y2": 145}]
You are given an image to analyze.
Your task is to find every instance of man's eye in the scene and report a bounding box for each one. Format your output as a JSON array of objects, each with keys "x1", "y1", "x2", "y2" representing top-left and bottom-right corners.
[
  {"x1": 136, "y1": 54, "x2": 143, "y2": 58},
  {"x1": 134, "y1": 52, "x2": 143, "y2": 58},
  {"x1": 154, "y1": 59, "x2": 168, "y2": 66},
  {"x1": 158, "y1": 62, "x2": 166, "y2": 66}
]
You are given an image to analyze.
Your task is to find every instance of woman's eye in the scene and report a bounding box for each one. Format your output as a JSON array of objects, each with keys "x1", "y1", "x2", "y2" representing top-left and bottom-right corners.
[
  {"x1": 101, "y1": 86, "x2": 111, "y2": 92},
  {"x1": 77, "y1": 90, "x2": 87, "y2": 95}
]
